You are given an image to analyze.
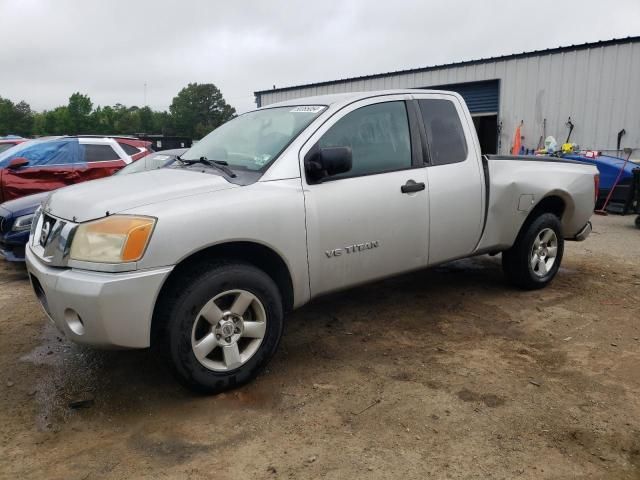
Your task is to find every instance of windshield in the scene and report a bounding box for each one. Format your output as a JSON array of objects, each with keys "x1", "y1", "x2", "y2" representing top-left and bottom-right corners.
[
  {"x1": 116, "y1": 152, "x2": 179, "y2": 175},
  {"x1": 181, "y1": 105, "x2": 326, "y2": 171},
  {"x1": 0, "y1": 137, "x2": 78, "y2": 168},
  {"x1": 0, "y1": 143, "x2": 17, "y2": 154},
  {"x1": 0, "y1": 139, "x2": 45, "y2": 164}
]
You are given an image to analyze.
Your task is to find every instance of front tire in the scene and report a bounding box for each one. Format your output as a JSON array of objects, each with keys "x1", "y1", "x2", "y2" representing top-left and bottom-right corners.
[
  {"x1": 155, "y1": 261, "x2": 284, "y2": 394},
  {"x1": 502, "y1": 213, "x2": 564, "y2": 290}
]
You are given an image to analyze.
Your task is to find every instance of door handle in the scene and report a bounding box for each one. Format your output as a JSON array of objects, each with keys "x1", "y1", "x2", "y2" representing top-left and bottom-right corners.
[{"x1": 401, "y1": 180, "x2": 425, "y2": 194}]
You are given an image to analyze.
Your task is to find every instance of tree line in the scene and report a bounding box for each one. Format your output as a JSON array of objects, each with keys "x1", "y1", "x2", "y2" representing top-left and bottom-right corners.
[{"x1": 0, "y1": 83, "x2": 236, "y2": 140}]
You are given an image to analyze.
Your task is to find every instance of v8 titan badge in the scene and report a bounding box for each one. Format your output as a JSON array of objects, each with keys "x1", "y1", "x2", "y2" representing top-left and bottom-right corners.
[{"x1": 325, "y1": 240, "x2": 379, "y2": 258}]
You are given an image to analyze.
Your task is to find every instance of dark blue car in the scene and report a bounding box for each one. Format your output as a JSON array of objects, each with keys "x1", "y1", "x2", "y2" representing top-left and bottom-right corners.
[
  {"x1": 0, "y1": 192, "x2": 48, "y2": 261},
  {"x1": 0, "y1": 148, "x2": 185, "y2": 262}
]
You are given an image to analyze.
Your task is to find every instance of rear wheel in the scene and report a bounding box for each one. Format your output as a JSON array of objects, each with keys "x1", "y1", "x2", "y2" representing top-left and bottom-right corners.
[
  {"x1": 155, "y1": 261, "x2": 284, "y2": 394},
  {"x1": 502, "y1": 213, "x2": 564, "y2": 290}
]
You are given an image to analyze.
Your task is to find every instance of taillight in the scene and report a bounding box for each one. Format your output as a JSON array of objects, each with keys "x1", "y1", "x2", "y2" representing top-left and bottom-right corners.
[{"x1": 594, "y1": 174, "x2": 600, "y2": 204}]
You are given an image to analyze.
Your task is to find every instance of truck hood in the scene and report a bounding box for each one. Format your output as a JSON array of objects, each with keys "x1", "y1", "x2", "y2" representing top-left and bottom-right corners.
[{"x1": 45, "y1": 169, "x2": 237, "y2": 222}]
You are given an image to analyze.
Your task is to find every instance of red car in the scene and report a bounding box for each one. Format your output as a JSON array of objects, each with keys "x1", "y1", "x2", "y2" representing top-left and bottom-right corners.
[
  {"x1": 0, "y1": 136, "x2": 152, "y2": 202},
  {"x1": 0, "y1": 138, "x2": 26, "y2": 154}
]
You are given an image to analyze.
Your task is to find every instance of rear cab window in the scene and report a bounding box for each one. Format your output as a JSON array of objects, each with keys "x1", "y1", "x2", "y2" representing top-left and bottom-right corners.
[{"x1": 418, "y1": 99, "x2": 468, "y2": 166}]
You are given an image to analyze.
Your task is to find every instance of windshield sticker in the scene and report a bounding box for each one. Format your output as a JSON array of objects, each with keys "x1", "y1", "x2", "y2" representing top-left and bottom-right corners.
[{"x1": 290, "y1": 106, "x2": 325, "y2": 113}]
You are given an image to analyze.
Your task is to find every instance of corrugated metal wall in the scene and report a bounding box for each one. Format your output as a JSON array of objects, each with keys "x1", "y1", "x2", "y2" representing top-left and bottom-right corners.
[{"x1": 256, "y1": 40, "x2": 640, "y2": 155}]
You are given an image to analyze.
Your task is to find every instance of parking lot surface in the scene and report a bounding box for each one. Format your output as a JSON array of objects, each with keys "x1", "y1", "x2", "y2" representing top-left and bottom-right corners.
[{"x1": 1, "y1": 215, "x2": 639, "y2": 479}]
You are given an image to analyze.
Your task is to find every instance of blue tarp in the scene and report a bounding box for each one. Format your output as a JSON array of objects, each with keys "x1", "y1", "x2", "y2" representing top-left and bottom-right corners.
[
  {"x1": 564, "y1": 153, "x2": 637, "y2": 190},
  {"x1": 0, "y1": 138, "x2": 84, "y2": 168}
]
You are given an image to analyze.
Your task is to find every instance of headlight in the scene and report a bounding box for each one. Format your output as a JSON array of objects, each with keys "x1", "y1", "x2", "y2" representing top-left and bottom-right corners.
[
  {"x1": 12, "y1": 213, "x2": 35, "y2": 232},
  {"x1": 70, "y1": 215, "x2": 156, "y2": 263}
]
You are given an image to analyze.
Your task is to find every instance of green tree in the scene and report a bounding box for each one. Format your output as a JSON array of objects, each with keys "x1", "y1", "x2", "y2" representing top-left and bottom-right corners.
[
  {"x1": 0, "y1": 96, "x2": 34, "y2": 137},
  {"x1": 32, "y1": 111, "x2": 47, "y2": 136},
  {"x1": 67, "y1": 93, "x2": 93, "y2": 134},
  {"x1": 151, "y1": 110, "x2": 175, "y2": 136},
  {"x1": 138, "y1": 106, "x2": 154, "y2": 133},
  {"x1": 49, "y1": 107, "x2": 72, "y2": 135},
  {"x1": 170, "y1": 83, "x2": 235, "y2": 138},
  {"x1": 110, "y1": 104, "x2": 139, "y2": 133},
  {"x1": 2, "y1": 82, "x2": 234, "y2": 139},
  {"x1": 91, "y1": 106, "x2": 116, "y2": 134}
]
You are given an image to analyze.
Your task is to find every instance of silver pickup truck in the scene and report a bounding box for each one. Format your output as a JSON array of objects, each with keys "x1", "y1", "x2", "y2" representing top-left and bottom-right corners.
[{"x1": 26, "y1": 90, "x2": 597, "y2": 393}]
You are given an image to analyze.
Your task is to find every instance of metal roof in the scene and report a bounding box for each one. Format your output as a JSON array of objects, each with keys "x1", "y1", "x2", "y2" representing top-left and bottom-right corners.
[{"x1": 254, "y1": 36, "x2": 640, "y2": 96}]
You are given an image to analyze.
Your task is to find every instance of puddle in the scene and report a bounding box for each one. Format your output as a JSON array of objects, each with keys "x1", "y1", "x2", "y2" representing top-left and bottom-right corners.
[
  {"x1": 21, "y1": 323, "x2": 104, "y2": 430},
  {"x1": 20, "y1": 322, "x2": 72, "y2": 367},
  {"x1": 20, "y1": 322, "x2": 281, "y2": 431}
]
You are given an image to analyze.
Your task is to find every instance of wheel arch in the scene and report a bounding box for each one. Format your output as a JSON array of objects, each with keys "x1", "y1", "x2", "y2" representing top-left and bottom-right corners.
[
  {"x1": 151, "y1": 240, "x2": 295, "y2": 343},
  {"x1": 521, "y1": 192, "x2": 573, "y2": 237}
]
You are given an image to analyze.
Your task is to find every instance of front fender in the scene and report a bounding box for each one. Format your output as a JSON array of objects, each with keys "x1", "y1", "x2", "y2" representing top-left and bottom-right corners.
[{"x1": 127, "y1": 178, "x2": 311, "y2": 307}]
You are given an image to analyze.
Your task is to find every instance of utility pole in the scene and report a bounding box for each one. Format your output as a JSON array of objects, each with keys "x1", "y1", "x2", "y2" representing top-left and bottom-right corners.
[{"x1": 144, "y1": 82, "x2": 147, "y2": 107}]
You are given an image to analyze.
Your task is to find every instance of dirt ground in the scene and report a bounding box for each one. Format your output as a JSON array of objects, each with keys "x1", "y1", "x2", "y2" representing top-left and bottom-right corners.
[{"x1": 1, "y1": 215, "x2": 639, "y2": 479}]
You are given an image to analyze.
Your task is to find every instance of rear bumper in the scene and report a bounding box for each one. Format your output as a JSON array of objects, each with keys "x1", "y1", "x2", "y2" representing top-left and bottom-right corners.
[
  {"x1": 25, "y1": 246, "x2": 173, "y2": 348},
  {"x1": 568, "y1": 221, "x2": 592, "y2": 242}
]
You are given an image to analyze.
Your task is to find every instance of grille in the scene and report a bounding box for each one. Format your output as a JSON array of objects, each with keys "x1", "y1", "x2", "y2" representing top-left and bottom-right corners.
[
  {"x1": 39, "y1": 214, "x2": 57, "y2": 247},
  {"x1": 31, "y1": 212, "x2": 76, "y2": 267}
]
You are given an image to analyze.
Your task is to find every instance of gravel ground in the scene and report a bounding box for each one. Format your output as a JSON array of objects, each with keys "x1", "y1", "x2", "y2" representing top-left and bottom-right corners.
[{"x1": 0, "y1": 214, "x2": 639, "y2": 479}]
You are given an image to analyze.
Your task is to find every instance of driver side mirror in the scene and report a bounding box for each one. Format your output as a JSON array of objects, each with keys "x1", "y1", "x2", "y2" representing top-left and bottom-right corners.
[
  {"x1": 7, "y1": 157, "x2": 29, "y2": 170},
  {"x1": 304, "y1": 145, "x2": 352, "y2": 183}
]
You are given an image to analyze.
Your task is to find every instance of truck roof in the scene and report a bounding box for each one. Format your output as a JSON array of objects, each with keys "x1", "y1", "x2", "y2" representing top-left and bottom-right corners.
[{"x1": 263, "y1": 89, "x2": 460, "y2": 109}]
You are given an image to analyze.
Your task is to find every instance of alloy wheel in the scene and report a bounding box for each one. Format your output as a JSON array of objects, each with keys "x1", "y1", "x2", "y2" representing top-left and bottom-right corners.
[{"x1": 191, "y1": 289, "x2": 267, "y2": 371}]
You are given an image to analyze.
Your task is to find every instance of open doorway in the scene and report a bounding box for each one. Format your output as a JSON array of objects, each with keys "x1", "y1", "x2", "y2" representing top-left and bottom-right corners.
[{"x1": 472, "y1": 114, "x2": 498, "y2": 154}]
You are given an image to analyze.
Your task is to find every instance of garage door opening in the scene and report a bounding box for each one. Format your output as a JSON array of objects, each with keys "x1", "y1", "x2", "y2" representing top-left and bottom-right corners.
[{"x1": 472, "y1": 114, "x2": 498, "y2": 154}]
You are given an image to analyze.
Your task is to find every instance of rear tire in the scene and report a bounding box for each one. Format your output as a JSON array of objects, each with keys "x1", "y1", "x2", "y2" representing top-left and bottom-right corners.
[
  {"x1": 154, "y1": 261, "x2": 284, "y2": 394},
  {"x1": 502, "y1": 213, "x2": 564, "y2": 290}
]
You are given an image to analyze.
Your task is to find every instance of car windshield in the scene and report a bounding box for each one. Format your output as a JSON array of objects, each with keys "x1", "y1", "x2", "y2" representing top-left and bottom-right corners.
[
  {"x1": 116, "y1": 152, "x2": 178, "y2": 175},
  {"x1": 0, "y1": 139, "x2": 46, "y2": 165},
  {"x1": 181, "y1": 105, "x2": 326, "y2": 171},
  {"x1": 0, "y1": 143, "x2": 19, "y2": 154},
  {"x1": 0, "y1": 138, "x2": 80, "y2": 168}
]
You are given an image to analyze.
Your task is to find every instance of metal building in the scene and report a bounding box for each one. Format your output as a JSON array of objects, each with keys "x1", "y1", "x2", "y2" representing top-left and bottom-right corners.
[{"x1": 254, "y1": 37, "x2": 640, "y2": 156}]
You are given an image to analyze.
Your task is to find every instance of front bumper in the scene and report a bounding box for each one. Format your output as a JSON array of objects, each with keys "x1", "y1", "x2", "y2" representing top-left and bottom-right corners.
[{"x1": 25, "y1": 246, "x2": 173, "y2": 348}]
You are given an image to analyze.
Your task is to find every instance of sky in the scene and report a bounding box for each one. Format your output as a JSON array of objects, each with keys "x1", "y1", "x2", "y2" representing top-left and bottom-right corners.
[{"x1": 1, "y1": 0, "x2": 639, "y2": 114}]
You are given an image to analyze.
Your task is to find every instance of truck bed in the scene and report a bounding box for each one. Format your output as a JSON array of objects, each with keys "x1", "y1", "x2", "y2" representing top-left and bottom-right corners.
[{"x1": 475, "y1": 155, "x2": 598, "y2": 253}]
